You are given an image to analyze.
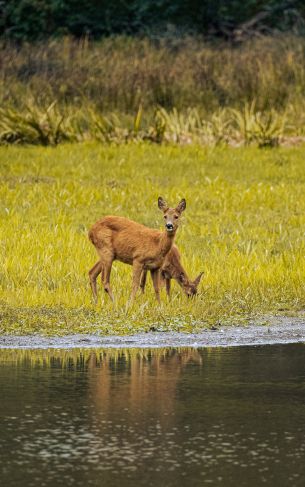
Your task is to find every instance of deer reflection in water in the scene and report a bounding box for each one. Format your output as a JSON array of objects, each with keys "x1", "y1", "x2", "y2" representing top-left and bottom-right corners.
[{"x1": 87, "y1": 349, "x2": 202, "y2": 424}]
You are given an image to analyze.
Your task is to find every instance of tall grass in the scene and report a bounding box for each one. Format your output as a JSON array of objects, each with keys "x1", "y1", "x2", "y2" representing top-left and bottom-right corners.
[
  {"x1": 0, "y1": 143, "x2": 304, "y2": 334},
  {"x1": 2, "y1": 35, "x2": 305, "y2": 113},
  {"x1": 1, "y1": 35, "x2": 305, "y2": 146}
]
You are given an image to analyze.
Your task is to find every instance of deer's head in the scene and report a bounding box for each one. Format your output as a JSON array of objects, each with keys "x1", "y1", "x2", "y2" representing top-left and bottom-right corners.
[
  {"x1": 158, "y1": 197, "x2": 186, "y2": 234},
  {"x1": 178, "y1": 271, "x2": 204, "y2": 297}
]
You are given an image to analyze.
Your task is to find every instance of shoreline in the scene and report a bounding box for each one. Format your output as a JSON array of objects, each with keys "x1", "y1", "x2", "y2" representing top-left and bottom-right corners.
[{"x1": 0, "y1": 317, "x2": 305, "y2": 349}]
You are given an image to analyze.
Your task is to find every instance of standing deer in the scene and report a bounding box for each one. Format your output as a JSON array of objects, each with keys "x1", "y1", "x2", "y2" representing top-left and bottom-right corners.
[
  {"x1": 88, "y1": 197, "x2": 186, "y2": 304},
  {"x1": 140, "y1": 245, "x2": 203, "y2": 298}
]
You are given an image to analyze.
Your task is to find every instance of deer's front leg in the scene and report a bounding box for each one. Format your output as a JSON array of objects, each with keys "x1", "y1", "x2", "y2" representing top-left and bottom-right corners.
[
  {"x1": 165, "y1": 278, "x2": 171, "y2": 298},
  {"x1": 130, "y1": 261, "x2": 144, "y2": 302},
  {"x1": 150, "y1": 269, "x2": 161, "y2": 304}
]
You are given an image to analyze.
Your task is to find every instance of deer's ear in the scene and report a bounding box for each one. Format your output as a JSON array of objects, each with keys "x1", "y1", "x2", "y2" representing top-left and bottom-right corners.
[
  {"x1": 158, "y1": 196, "x2": 169, "y2": 211},
  {"x1": 176, "y1": 198, "x2": 186, "y2": 213},
  {"x1": 193, "y1": 272, "x2": 204, "y2": 287}
]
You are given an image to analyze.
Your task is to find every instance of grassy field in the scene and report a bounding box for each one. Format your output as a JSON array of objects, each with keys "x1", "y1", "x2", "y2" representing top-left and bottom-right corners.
[{"x1": 0, "y1": 142, "x2": 304, "y2": 335}]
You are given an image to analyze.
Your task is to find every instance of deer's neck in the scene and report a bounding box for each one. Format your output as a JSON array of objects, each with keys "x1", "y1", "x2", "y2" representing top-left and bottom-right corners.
[
  {"x1": 174, "y1": 261, "x2": 190, "y2": 284},
  {"x1": 173, "y1": 260, "x2": 187, "y2": 278},
  {"x1": 159, "y1": 230, "x2": 175, "y2": 258}
]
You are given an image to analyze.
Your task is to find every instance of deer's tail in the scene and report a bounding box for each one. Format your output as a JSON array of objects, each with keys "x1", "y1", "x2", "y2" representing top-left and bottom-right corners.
[{"x1": 88, "y1": 229, "x2": 97, "y2": 246}]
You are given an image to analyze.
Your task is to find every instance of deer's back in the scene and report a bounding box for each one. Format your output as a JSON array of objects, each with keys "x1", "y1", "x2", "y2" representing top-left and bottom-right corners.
[{"x1": 89, "y1": 215, "x2": 162, "y2": 263}]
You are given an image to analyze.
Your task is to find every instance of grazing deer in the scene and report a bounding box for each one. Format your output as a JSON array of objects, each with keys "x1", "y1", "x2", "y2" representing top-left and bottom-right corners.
[
  {"x1": 88, "y1": 247, "x2": 203, "y2": 302},
  {"x1": 88, "y1": 197, "x2": 186, "y2": 304},
  {"x1": 140, "y1": 245, "x2": 203, "y2": 298}
]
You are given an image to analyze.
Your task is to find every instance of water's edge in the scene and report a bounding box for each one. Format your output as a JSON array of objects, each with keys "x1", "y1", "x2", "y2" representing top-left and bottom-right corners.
[{"x1": 0, "y1": 317, "x2": 305, "y2": 349}]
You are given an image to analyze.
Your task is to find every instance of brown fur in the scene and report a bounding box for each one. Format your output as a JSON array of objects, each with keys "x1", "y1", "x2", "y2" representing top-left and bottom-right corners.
[
  {"x1": 140, "y1": 245, "x2": 203, "y2": 297},
  {"x1": 88, "y1": 197, "x2": 186, "y2": 303}
]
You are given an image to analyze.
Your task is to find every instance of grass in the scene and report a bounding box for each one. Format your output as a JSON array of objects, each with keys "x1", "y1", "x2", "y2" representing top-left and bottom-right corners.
[
  {"x1": 2, "y1": 35, "x2": 305, "y2": 147},
  {"x1": 2, "y1": 35, "x2": 305, "y2": 114},
  {"x1": 0, "y1": 142, "x2": 304, "y2": 335}
]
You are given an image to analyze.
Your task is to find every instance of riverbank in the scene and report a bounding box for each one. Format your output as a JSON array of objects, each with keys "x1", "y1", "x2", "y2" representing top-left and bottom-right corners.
[{"x1": 1, "y1": 317, "x2": 304, "y2": 349}]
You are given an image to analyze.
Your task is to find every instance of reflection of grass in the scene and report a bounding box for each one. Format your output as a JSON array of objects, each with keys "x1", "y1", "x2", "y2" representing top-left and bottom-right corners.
[
  {"x1": 0, "y1": 348, "x2": 188, "y2": 367},
  {"x1": 0, "y1": 143, "x2": 304, "y2": 334}
]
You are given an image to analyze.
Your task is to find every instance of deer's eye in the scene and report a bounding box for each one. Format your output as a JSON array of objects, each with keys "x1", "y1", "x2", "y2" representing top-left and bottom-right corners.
[
  {"x1": 164, "y1": 215, "x2": 167, "y2": 219},
  {"x1": 174, "y1": 215, "x2": 178, "y2": 219}
]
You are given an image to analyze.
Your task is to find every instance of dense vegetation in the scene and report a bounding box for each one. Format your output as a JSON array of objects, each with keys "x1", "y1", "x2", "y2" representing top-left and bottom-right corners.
[
  {"x1": 1, "y1": 35, "x2": 305, "y2": 147},
  {"x1": 1, "y1": 0, "x2": 304, "y2": 40},
  {"x1": 0, "y1": 143, "x2": 304, "y2": 334}
]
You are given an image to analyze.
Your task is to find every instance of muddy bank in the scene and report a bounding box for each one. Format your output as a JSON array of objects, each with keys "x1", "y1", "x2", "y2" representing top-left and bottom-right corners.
[{"x1": 0, "y1": 316, "x2": 304, "y2": 349}]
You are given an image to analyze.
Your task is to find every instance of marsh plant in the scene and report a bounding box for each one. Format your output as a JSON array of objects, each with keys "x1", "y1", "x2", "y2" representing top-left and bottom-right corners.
[
  {"x1": 0, "y1": 102, "x2": 290, "y2": 147},
  {"x1": 230, "y1": 101, "x2": 286, "y2": 147},
  {"x1": 0, "y1": 102, "x2": 79, "y2": 145}
]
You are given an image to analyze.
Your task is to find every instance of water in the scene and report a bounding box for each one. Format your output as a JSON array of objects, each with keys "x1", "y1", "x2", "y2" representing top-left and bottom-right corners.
[{"x1": 1, "y1": 344, "x2": 305, "y2": 487}]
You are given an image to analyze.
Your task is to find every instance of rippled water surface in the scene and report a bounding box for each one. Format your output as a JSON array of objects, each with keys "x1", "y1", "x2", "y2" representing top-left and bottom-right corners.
[{"x1": 1, "y1": 344, "x2": 305, "y2": 486}]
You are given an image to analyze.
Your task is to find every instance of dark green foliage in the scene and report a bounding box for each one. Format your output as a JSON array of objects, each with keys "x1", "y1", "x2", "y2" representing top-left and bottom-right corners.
[{"x1": 1, "y1": 0, "x2": 305, "y2": 41}]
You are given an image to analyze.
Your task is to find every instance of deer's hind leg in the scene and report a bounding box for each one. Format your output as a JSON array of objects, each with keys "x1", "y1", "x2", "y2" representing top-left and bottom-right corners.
[
  {"x1": 89, "y1": 261, "x2": 102, "y2": 304},
  {"x1": 140, "y1": 270, "x2": 148, "y2": 294},
  {"x1": 130, "y1": 261, "x2": 144, "y2": 303},
  {"x1": 97, "y1": 250, "x2": 115, "y2": 302},
  {"x1": 165, "y1": 278, "x2": 171, "y2": 298},
  {"x1": 102, "y1": 259, "x2": 114, "y2": 302}
]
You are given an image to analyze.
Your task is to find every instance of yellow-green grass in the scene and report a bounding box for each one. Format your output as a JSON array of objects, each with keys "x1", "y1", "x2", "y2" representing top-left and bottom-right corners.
[{"x1": 0, "y1": 142, "x2": 304, "y2": 335}]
